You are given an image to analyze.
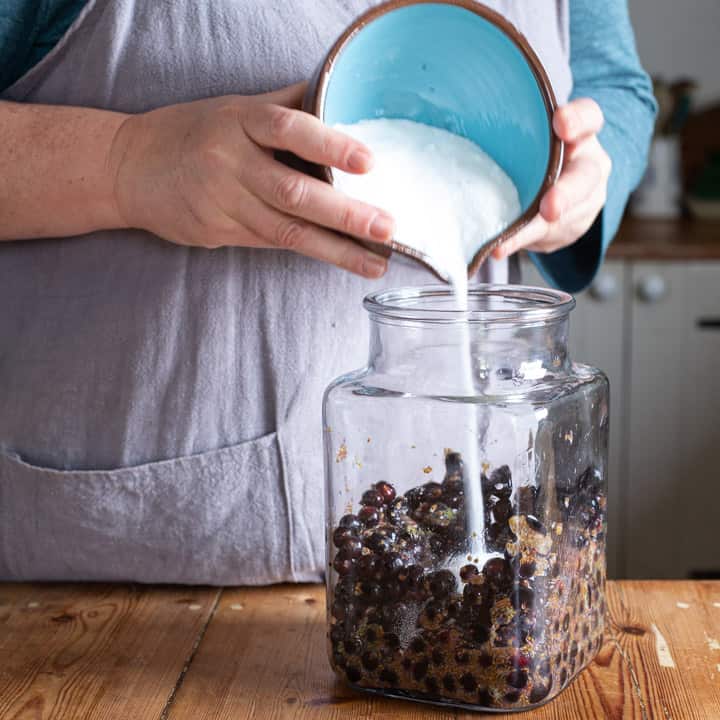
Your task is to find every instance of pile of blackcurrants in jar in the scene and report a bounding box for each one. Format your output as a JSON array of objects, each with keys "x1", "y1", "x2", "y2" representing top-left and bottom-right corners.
[{"x1": 328, "y1": 451, "x2": 606, "y2": 710}]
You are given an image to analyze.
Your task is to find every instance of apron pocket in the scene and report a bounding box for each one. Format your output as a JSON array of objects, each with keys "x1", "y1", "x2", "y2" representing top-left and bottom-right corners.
[{"x1": 0, "y1": 433, "x2": 294, "y2": 585}]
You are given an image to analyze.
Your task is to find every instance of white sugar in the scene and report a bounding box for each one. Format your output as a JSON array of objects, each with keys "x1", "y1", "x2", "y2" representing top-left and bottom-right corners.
[
  {"x1": 334, "y1": 118, "x2": 521, "y2": 571},
  {"x1": 333, "y1": 118, "x2": 520, "y2": 301}
]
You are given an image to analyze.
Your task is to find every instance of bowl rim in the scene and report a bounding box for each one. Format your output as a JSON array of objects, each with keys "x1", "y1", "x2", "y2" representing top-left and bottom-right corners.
[{"x1": 303, "y1": 0, "x2": 564, "y2": 280}]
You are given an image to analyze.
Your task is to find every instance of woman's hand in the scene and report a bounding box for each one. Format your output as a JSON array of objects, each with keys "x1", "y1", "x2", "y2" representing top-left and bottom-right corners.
[
  {"x1": 493, "y1": 98, "x2": 611, "y2": 260},
  {"x1": 110, "y1": 83, "x2": 394, "y2": 278}
]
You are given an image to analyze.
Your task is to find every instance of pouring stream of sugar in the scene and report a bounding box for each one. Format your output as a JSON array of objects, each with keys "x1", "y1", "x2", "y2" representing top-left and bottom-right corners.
[{"x1": 334, "y1": 118, "x2": 522, "y2": 574}]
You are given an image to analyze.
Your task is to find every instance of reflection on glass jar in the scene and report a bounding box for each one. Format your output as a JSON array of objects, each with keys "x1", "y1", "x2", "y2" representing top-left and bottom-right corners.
[{"x1": 323, "y1": 285, "x2": 608, "y2": 712}]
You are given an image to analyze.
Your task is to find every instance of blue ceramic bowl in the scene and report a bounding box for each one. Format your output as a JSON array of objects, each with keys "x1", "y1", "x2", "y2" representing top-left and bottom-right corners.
[{"x1": 304, "y1": 0, "x2": 563, "y2": 274}]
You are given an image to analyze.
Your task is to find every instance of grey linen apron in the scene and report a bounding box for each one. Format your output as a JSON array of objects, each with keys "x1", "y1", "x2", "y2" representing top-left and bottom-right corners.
[{"x1": 0, "y1": 0, "x2": 571, "y2": 583}]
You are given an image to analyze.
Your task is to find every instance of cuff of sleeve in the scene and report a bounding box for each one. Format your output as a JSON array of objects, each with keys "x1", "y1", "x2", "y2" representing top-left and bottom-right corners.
[{"x1": 528, "y1": 210, "x2": 605, "y2": 294}]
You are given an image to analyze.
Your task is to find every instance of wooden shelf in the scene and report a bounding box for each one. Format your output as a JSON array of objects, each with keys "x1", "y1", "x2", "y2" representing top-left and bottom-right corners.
[{"x1": 609, "y1": 218, "x2": 720, "y2": 260}]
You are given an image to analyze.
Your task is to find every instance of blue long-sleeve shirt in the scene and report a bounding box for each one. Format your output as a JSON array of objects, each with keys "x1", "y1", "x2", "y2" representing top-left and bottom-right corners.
[
  {"x1": 530, "y1": 1, "x2": 657, "y2": 292},
  {"x1": 0, "y1": 0, "x2": 656, "y2": 293}
]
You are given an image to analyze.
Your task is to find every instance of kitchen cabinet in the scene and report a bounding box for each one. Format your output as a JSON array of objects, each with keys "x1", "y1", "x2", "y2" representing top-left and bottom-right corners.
[
  {"x1": 626, "y1": 262, "x2": 720, "y2": 578},
  {"x1": 520, "y1": 256, "x2": 720, "y2": 579}
]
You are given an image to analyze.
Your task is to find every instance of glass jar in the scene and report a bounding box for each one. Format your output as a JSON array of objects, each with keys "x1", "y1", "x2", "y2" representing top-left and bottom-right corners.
[{"x1": 323, "y1": 285, "x2": 608, "y2": 712}]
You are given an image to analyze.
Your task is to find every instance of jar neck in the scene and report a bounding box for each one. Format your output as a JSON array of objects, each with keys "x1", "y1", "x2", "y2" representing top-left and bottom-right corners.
[{"x1": 368, "y1": 317, "x2": 571, "y2": 381}]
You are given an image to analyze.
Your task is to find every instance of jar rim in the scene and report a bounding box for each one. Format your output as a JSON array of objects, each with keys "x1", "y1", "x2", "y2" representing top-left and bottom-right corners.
[{"x1": 363, "y1": 284, "x2": 575, "y2": 324}]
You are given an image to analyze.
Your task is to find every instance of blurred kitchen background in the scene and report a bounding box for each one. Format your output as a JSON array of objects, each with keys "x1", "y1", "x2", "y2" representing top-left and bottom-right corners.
[{"x1": 524, "y1": 0, "x2": 720, "y2": 580}]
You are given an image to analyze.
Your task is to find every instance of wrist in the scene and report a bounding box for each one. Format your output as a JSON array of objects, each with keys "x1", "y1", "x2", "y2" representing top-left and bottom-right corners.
[
  {"x1": 79, "y1": 108, "x2": 132, "y2": 233},
  {"x1": 107, "y1": 112, "x2": 144, "y2": 231}
]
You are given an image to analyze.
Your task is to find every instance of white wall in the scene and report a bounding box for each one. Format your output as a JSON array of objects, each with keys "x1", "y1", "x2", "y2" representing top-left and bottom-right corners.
[{"x1": 629, "y1": 0, "x2": 720, "y2": 109}]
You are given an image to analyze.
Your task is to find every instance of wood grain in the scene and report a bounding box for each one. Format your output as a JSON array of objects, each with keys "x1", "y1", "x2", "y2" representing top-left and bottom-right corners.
[
  {"x1": 0, "y1": 584, "x2": 219, "y2": 720},
  {"x1": 604, "y1": 581, "x2": 720, "y2": 720},
  {"x1": 165, "y1": 582, "x2": 720, "y2": 720},
  {"x1": 1, "y1": 582, "x2": 719, "y2": 719}
]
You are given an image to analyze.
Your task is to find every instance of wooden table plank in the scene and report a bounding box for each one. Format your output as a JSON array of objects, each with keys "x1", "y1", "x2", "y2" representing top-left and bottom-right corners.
[
  {"x1": 167, "y1": 582, "x2": 720, "y2": 720},
  {"x1": 0, "y1": 584, "x2": 219, "y2": 720},
  {"x1": 168, "y1": 585, "x2": 459, "y2": 720},
  {"x1": 604, "y1": 581, "x2": 720, "y2": 720},
  {"x1": 2, "y1": 581, "x2": 719, "y2": 719}
]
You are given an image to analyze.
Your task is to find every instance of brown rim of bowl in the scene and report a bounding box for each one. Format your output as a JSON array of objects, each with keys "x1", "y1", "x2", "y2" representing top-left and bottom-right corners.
[{"x1": 303, "y1": 0, "x2": 564, "y2": 281}]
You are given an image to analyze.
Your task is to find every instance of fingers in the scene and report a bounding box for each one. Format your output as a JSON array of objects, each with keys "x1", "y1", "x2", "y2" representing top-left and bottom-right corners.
[
  {"x1": 497, "y1": 182, "x2": 605, "y2": 257},
  {"x1": 243, "y1": 103, "x2": 374, "y2": 173},
  {"x1": 218, "y1": 185, "x2": 389, "y2": 279},
  {"x1": 494, "y1": 113, "x2": 610, "y2": 261},
  {"x1": 494, "y1": 199, "x2": 602, "y2": 259},
  {"x1": 241, "y1": 151, "x2": 395, "y2": 243},
  {"x1": 271, "y1": 217, "x2": 388, "y2": 278},
  {"x1": 539, "y1": 149, "x2": 603, "y2": 223},
  {"x1": 493, "y1": 136, "x2": 610, "y2": 259},
  {"x1": 492, "y1": 215, "x2": 549, "y2": 260},
  {"x1": 553, "y1": 98, "x2": 604, "y2": 144},
  {"x1": 523, "y1": 196, "x2": 603, "y2": 254}
]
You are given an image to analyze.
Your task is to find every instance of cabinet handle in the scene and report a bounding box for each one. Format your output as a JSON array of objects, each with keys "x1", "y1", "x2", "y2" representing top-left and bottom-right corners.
[
  {"x1": 636, "y1": 275, "x2": 667, "y2": 303},
  {"x1": 589, "y1": 274, "x2": 619, "y2": 301},
  {"x1": 697, "y1": 318, "x2": 720, "y2": 330}
]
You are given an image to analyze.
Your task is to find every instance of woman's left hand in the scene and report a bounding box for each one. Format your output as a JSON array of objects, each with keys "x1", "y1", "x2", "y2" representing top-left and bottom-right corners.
[{"x1": 493, "y1": 98, "x2": 612, "y2": 260}]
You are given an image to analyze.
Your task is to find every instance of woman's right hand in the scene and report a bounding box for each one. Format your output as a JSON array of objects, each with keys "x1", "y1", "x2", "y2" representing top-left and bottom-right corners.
[{"x1": 110, "y1": 83, "x2": 394, "y2": 278}]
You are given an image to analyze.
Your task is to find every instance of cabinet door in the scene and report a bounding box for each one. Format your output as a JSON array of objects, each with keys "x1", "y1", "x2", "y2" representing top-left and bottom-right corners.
[
  {"x1": 520, "y1": 258, "x2": 628, "y2": 578},
  {"x1": 626, "y1": 262, "x2": 720, "y2": 579}
]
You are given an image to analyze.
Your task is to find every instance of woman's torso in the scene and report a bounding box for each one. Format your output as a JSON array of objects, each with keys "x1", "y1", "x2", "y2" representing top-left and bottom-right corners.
[{"x1": 0, "y1": 0, "x2": 571, "y2": 583}]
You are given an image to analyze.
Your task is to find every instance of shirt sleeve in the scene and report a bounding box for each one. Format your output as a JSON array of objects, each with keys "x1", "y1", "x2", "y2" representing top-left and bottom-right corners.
[
  {"x1": 529, "y1": 0, "x2": 658, "y2": 293},
  {"x1": 0, "y1": 0, "x2": 85, "y2": 91},
  {"x1": 0, "y1": 0, "x2": 45, "y2": 90}
]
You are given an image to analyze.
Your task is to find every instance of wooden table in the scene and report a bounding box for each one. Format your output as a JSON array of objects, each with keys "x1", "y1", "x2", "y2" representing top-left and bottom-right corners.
[{"x1": 1, "y1": 581, "x2": 719, "y2": 719}]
